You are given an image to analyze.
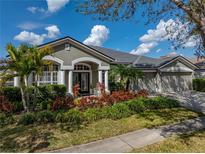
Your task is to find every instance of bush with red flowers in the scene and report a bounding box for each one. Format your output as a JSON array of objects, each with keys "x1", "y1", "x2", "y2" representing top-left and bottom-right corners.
[
  {"x1": 73, "y1": 84, "x2": 80, "y2": 97},
  {"x1": 52, "y1": 95, "x2": 75, "y2": 111},
  {"x1": 0, "y1": 95, "x2": 13, "y2": 113}
]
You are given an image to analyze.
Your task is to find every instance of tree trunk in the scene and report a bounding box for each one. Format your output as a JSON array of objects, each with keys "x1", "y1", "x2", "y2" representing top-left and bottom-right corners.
[{"x1": 20, "y1": 87, "x2": 28, "y2": 112}]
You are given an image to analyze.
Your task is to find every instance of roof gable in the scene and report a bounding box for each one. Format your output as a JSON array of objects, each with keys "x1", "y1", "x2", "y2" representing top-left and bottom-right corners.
[{"x1": 37, "y1": 36, "x2": 115, "y2": 62}]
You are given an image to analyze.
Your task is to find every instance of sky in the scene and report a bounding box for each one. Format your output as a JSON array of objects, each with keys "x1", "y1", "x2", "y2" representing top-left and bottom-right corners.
[{"x1": 0, "y1": 0, "x2": 197, "y2": 59}]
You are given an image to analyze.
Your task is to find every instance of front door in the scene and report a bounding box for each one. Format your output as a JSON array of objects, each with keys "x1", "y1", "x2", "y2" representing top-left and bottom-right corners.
[{"x1": 73, "y1": 72, "x2": 90, "y2": 94}]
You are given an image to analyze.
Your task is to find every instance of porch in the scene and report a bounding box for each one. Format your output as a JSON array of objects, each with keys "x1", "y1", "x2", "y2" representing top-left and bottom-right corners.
[{"x1": 13, "y1": 56, "x2": 110, "y2": 95}]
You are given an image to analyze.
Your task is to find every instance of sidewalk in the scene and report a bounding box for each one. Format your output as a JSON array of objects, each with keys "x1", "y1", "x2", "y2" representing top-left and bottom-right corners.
[{"x1": 52, "y1": 116, "x2": 205, "y2": 153}]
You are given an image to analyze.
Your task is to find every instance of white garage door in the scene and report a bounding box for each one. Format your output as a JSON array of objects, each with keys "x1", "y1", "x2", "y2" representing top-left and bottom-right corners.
[{"x1": 161, "y1": 72, "x2": 192, "y2": 92}]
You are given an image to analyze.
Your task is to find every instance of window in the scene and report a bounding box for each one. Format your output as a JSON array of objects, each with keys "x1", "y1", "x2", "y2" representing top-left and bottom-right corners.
[
  {"x1": 32, "y1": 64, "x2": 59, "y2": 85},
  {"x1": 74, "y1": 64, "x2": 90, "y2": 70}
]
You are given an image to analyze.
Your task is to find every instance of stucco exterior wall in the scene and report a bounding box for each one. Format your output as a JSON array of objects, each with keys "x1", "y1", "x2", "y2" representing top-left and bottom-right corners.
[
  {"x1": 52, "y1": 44, "x2": 109, "y2": 67},
  {"x1": 133, "y1": 72, "x2": 158, "y2": 93}
]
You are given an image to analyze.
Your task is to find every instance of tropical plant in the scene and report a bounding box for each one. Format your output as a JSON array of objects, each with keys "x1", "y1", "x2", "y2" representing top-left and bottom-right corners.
[
  {"x1": 0, "y1": 44, "x2": 52, "y2": 112},
  {"x1": 109, "y1": 64, "x2": 143, "y2": 90}
]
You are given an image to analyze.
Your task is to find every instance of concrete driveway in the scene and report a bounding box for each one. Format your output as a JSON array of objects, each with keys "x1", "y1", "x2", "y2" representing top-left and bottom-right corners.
[{"x1": 162, "y1": 91, "x2": 205, "y2": 113}]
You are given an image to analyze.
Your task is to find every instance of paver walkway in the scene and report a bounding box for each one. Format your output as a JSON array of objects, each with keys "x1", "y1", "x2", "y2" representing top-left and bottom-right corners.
[{"x1": 52, "y1": 116, "x2": 205, "y2": 153}]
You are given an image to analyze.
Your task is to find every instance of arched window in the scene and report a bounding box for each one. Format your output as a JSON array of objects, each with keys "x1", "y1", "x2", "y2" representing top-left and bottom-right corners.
[{"x1": 74, "y1": 63, "x2": 90, "y2": 71}]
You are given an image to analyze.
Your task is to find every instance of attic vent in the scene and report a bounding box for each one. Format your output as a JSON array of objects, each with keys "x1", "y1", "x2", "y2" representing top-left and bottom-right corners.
[{"x1": 65, "y1": 43, "x2": 70, "y2": 51}]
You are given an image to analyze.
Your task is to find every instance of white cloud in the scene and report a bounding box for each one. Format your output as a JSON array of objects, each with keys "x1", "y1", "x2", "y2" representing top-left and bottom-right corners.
[
  {"x1": 46, "y1": 0, "x2": 69, "y2": 13},
  {"x1": 27, "y1": 0, "x2": 69, "y2": 14},
  {"x1": 27, "y1": 7, "x2": 45, "y2": 14},
  {"x1": 17, "y1": 22, "x2": 45, "y2": 30},
  {"x1": 83, "y1": 25, "x2": 110, "y2": 46},
  {"x1": 14, "y1": 25, "x2": 60, "y2": 45},
  {"x1": 45, "y1": 25, "x2": 60, "y2": 38},
  {"x1": 130, "y1": 42, "x2": 158, "y2": 55},
  {"x1": 14, "y1": 31, "x2": 45, "y2": 45},
  {"x1": 166, "y1": 51, "x2": 178, "y2": 57},
  {"x1": 131, "y1": 19, "x2": 199, "y2": 55}
]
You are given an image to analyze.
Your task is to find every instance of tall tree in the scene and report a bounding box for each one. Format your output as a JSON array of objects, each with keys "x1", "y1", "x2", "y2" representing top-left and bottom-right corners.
[
  {"x1": 77, "y1": 0, "x2": 205, "y2": 57},
  {"x1": 0, "y1": 44, "x2": 52, "y2": 112}
]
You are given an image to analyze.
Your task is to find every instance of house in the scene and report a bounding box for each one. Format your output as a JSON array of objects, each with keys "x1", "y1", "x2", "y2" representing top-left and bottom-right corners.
[
  {"x1": 191, "y1": 58, "x2": 205, "y2": 78},
  {"x1": 11, "y1": 36, "x2": 198, "y2": 94}
]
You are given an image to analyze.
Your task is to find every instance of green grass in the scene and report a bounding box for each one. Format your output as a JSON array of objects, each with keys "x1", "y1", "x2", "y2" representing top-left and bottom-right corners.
[
  {"x1": 132, "y1": 130, "x2": 205, "y2": 153},
  {"x1": 0, "y1": 108, "x2": 202, "y2": 152}
]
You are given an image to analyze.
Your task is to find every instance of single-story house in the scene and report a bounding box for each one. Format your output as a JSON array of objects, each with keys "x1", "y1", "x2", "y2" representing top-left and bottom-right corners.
[{"x1": 10, "y1": 36, "x2": 199, "y2": 94}]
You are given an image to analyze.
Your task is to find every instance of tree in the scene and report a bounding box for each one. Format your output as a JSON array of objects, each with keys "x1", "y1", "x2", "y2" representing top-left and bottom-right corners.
[
  {"x1": 0, "y1": 44, "x2": 52, "y2": 112},
  {"x1": 77, "y1": 0, "x2": 205, "y2": 57},
  {"x1": 109, "y1": 64, "x2": 143, "y2": 91}
]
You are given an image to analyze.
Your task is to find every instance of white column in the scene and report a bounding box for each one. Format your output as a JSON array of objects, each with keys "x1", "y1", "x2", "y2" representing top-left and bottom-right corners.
[
  {"x1": 98, "y1": 70, "x2": 102, "y2": 83},
  {"x1": 68, "y1": 70, "x2": 73, "y2": 94},
  {"x1": 104, "y1": 70, "x2": 109, "y2": 92},
  {"x1": 59, "y1": 70, "x2": 65, "y2": 85},
  {"x1": 14, "y1": 76, "x2": 20, "y2": 87}
]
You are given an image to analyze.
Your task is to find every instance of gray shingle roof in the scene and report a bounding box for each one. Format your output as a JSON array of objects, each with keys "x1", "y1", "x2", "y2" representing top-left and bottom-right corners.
[{"x1": 89, "y1": 45, "x2": 177, "y2": 68}]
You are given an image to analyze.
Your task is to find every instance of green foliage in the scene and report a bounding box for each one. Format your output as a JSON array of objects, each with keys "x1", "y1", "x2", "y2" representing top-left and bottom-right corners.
[
  {"x1": 1, "y1": 85, "x2": 66, "y2": 112},
  {"x1": 11, "y1": 101, "x2": 24, "y2": 113},
  {"x1": 193, "y1": 78, "x2": 205, "y2": 92},
  {"x1": 56, "y1": 109, "x2": 83, "y2": 126},
  {"x1": 0, "y1": 113, "x2": 15, "y2": 126},
  {"x1": 144, "y1": 97, "x2": 180, "y2": 109},
  {"x1": 126, "y1": 97, "x2": 146, "y2": 113},
  {"x1": 83, "y1": 108, "x2": 105, "y2": 122},
  {"x1": 2, "y1": 87, "x2": 21, "y2": 102},
  {"x1": 18, "y1": 113, "x2": 36, "y2": 125},
  {"x1": 36, "y1": 110, "x2": 55, "y2": 123},
  {"x1": 106, "y1": 103, "x2": 131, "y2": 120}
]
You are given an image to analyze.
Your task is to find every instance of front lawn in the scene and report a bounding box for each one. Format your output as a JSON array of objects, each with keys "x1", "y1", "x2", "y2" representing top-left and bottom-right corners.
[
  {"x1": 132, "y1": 130, "x2": 205, "y2": 153},
  {"x1": 0, "y1": 107, "x2": 201, "y2": 152}
]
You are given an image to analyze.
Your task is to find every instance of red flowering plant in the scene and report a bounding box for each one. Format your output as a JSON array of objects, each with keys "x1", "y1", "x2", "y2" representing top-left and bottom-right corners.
[
  {"x1": 0, "y1": 95, "x2": 13, "y2": 113},
  {"x1": 52, "y1": 95, "x2": 75, "y2": 111},
  {"x1": 136, "y1": 89, "x2": 149, "y2": 98},
  {"x1": 73, "y1": 83, "x2": 80, "y2": 97},
  {"x1": 96, "y1": 82, "x2": 106, "y2": 96}
]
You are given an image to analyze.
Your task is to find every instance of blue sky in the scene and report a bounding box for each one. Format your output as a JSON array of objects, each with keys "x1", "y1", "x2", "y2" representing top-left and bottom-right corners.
[{"x1": 0, "y1": 0, "x2": 197, "y2": 58}]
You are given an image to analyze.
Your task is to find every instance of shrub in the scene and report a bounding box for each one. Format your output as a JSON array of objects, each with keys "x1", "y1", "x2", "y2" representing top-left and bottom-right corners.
[
  {"x1": 144, "y1": 96, "x2": 180, "y2": 109},
  {"x1": 137, "y1": 89, "x2": 149, "y2": 98},
  {"x1": 106, "y1": 103, "x2": 131, "y2": 120},
  {"x1": 0, "y1": 95, "x2": 13, "y2": 113},
  {"x1": 2, "y1": 87, "x2": 21, "y2": 102},
  {"x1": 36, "y1": 110, "x2": 55, "y2": 123},
  {"x1": 126, "y1": 98, "x2": 146, "y2": 113},
  {"x1": 56, "y1": 109, "x2": 83, "y2": 126},
  {"x1": 11, "y1": 101, "x2": 24, "y2": 113},
  {"x1": 193, "y1": 78, "x2": 205, "y2": 92},
  {"x1": 18, "y1": 113, "x2": 36, "y2": 125},
  {"x1": 83, "y1": 108, "x2": 104, "y2": 122},
  {"x1": 0, "y1": 113, "x2": 15, "y2": 126},
  {"x1": 37, "y1": 84, "x2": 66, "y2": 100},
  {"x1": 52, "y1": 96, "x2": 74, "y2": 111}
]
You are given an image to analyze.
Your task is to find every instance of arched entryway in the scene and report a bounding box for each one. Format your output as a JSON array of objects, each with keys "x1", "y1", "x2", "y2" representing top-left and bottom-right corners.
[{"x1": 73, "y1": 63, "x2": 92, "y2": 94}]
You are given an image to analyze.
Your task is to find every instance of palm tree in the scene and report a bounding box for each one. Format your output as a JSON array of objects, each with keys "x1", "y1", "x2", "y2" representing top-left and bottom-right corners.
[
  {"x1": 109, "y1": 64, "x2": 143, "y2": 91},
  {"x1": 0, "y1": 44, "x2": 52, "y2": 112}
]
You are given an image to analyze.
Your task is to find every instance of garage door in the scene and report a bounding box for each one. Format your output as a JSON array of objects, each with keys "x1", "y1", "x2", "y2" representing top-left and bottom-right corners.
[{"x1": 161, "y1": 72, "x2": 192, "y2": 92}]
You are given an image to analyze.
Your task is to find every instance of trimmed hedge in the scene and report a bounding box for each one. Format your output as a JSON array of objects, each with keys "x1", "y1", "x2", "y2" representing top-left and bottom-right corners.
[{"x1": 193, "y1": 78, "x2": 205, "y2": 92}]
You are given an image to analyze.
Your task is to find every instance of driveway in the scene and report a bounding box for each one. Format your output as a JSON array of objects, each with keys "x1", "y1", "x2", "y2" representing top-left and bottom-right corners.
[{"x1": 162, "y1": 91, "x2": 205, "y2": 113}]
